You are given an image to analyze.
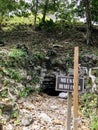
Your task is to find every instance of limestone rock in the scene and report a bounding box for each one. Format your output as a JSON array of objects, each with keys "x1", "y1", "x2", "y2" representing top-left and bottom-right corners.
[
  {"x1": 59, "y1": 92, "x2": 68, "y2": 99},
  {"x1": 39, "y1": 113, "x2": 52, "y2": 123},
  {"x1": 21, "y1": 114, "x2": 33, "y2": 126},
  {"x1": 5, "y1": 124, "x2": 13, "y2": 130},
  {"x1": 50, "y1": 105, "x2": 58, "y2": 110}
]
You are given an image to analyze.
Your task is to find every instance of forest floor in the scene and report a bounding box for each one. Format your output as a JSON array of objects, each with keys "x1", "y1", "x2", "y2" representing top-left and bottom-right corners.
[
  {"x1": 2, "y1": 93, "x2": 90, "y2": 130},
  {"x1": 0, "y1": 24, "x2": 98, "y2": 130}
]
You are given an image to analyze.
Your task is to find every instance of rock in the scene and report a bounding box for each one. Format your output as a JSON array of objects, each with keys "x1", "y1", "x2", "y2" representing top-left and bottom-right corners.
[
  {"x1": 47, "y1": 49, "x2": 57, "y2": 57},
  {"x1": 53, "y1": 119, "x2": 63, "y2": 125},
  {"x1": 81, "y1": 53, "x2": 98, "y2": 68},
  {"x1": 53, "y1": 44, "x2": 63, "y2": 48},
  {"x1": 2, "y1": 112, "x2": 11, "y2": 121},
  {"x1": 16, "y1": 83, "x2": 24, "y2": 90},
  {"x1": 22, "y1": 127, "x2": 30, "y2": 130},
  {"x1": 34, "y1": 66, "x2": 41, "y2": 71},
  {"x1": 59, "y1": 92, "x2": 68, "y2": 99},
  {"x1": 39, "y1": 113, "x2": 52, "y2": 123},
  {"x1": 5, "y1": 124, "x2": 13, "y2": 130},
  {"x1": 32, "y1": 124, "x2": 40, "y2": 129},
  {"x1": 27, "y1": 75, "x2": 32, "y2": 81},
  {"x1": 18, "y1": 69, "x2": 27, "y2": 79},
  {"x1": 68, "y1": 68, "x2": 74, "y2": 76},
  {"x1": 45, "y1": 56, "x2": 50, "y2": 60},
  {"x1": 51, "y1": 58, "x2": 63, "y2": 66},
  {"x1": 50, "y1": 105, "x2": 58, "y2": 110},
  {"x1": 21, "y1": 114, "x2": 33, "y2": 126},
  {"x1": 35, "y1": 84, "x2": 40, "y2": 89},
  {"x1": 91, "y1": 54, "x2": 98, "y2": 61},
  {"x1": 20, "y1": 109, "x2": 30, "y2": 114},
  {"x1": 0, "y1": 102, "x2": 13, "y2": 112},
  {"x1": 23, "y1": 101, "x2": 35, "y2": 110}
]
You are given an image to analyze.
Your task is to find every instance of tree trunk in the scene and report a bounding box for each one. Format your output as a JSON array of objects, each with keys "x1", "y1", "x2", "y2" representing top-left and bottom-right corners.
[
  {"x1": 34, "y1": 0, "x2": 38, "y2": 30},
  {"x1": 42, "y1": 0, "x2": 49, "y2": 23},
  {"x1": 53, "y1": 0, "x2": 56, "y2": 9},
  {"x1": 85, "y1": 0, "x2": 93, "y2": 45}
]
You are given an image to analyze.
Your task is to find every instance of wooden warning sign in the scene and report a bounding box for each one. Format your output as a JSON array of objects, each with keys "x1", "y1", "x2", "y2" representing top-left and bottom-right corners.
[
  {"x1": 56, "y1": 75, "x2": 84, "y2": 92},
  {"x1": 55, "y1": 47, "x2": 82, "y2": 130}
]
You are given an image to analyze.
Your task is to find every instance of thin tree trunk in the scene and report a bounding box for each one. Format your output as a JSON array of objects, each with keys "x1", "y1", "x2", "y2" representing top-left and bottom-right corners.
[
  {"x1": 42, "y1": 0, "x2": 49, "y2": 23},
  {"x1": 34, "y1": 0, "x2": 38, "y2": 30},
  {"x1": 53, "y1": 0, "x2": 56, "y2": 9},
  {"x1": 85, "y1": 0, "x2": 93, "y2": 45}
]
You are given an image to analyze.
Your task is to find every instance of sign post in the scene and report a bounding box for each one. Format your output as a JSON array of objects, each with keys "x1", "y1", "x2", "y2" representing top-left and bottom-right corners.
[
  {"x1": 55, "y1": 46, "x2": 83, "y2": 130},
  {"x1": 66, "y1": 92, "x2": 72, "y2": 130},
  {"x1": 73, "y1": 47, "x2": 79, "y2": 130}
]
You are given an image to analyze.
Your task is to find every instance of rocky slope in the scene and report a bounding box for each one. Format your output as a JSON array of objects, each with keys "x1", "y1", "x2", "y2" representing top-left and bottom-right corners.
[{"x1": 0, "y1": 26, "x2": 98, "y2": 130}]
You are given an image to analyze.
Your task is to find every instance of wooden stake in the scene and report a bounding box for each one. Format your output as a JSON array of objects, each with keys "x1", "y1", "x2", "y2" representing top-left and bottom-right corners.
[
  {"x1": 73, "y1": 47, "x2": 79, "y2": 130},
  {"x1": 66, "y1": 92, "x2": 72, "y2": 130},
  {"x1": 0, "y1": 123, "x2": 3, "y2": 130}
]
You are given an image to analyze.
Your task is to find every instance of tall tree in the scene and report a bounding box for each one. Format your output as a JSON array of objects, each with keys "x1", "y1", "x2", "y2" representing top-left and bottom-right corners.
[
  {"x1": 85, "y1": 0, "x2": 93, "y2": 45},
  {"x1": 42, "y1": 0, "x2": 49, "y2": 23},
  {"x1": 33, "y1": 0, "x2": 39, "y2": 30}
]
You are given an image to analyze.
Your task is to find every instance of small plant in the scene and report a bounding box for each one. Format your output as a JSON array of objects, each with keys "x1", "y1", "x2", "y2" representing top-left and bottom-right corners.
[
  {"x1": 9, "y1": 69, "x2": 22, "y2": 81},
  {"x1": 12, "y1": 110, "x2": 19, "y2": 118},
  {"x1": 81, "y1": 93, "x2": 96, "y2": 118},
  {"x1": 90, "y1": 115, "x2": 98, "y2": 130},
  {"x1": 35, "y1": 86, "x2": 42, "y2": 93},
  {"x1": 20, "y1": 87, "x2": 35, "y2": 98},
  {"x1": 0, "y1": 109, "x2": 2, "y2": 116},
  {"x1": 8, "y1": 48, "x2": 26, "y2": 58},
  {"x1": 2, "y1": 67, "x2": 9, "y2": 75},
  {"x1": 19, "y1": 88, "x2": 27, "y2": 98},
  {"x1": 0, "y1": 90, "x2": 8, "y2": 98},
  {"x1": 14, "y1": 119, "x2": 20, "y2": 125},
  {"x1": 32, "y1": 52, "x2": 45, "y2": 63},
  {"x1": 31, "y1": 72, "x2": 40, "y2": 84}
]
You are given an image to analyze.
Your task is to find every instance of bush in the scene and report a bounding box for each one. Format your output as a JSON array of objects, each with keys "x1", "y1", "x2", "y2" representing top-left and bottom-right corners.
[{"x1": 90, "y1": 115, "x2": 98, "y2": 130}]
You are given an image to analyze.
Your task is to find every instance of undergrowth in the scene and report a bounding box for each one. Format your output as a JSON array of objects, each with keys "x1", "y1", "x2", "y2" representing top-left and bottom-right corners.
[{"x1": 81, "y1": 93, "x2": 98, "y2": 130}]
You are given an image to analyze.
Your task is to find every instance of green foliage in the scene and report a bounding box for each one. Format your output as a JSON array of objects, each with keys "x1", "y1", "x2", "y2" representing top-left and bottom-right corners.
[
  {"x1": 56, "y1": 1, "x2": 76, "y2": 26},
  {"x1": 20, "y1": 87, "x2": 35, "y2": 98},
  {"x1": 0, "y1": 90, "x2": 8, "y2": 98},
  {"x1": 7, "y1": 48, "x2": 26, "y2": 67},
  {"x1": 9, "y1": 69, "x2": 22, "y2": 81},
  {"x1": 35, "y1": 86, "x2": 42, "y2": 93},
  {"x1": 32, "y1": 51, "x2": 45, "y2": 63},
  {"x1": 90, "y1": 115, "x2": 98, "y2": 130},
  {"x1": 0, "y1": 0, "x2": 17, "y2": 25},
  {"x1": 81, "y1": 93, "x2": 98, "y2": 118},
  {"x1": 14, "y1": 119, "x2": 20, "y2": 125},
  {"x1": 0, "y1": 48, "x2": 27, "y2": 69},
  {"x1": 8, "y1": 48, "x2": 26, "y2": 58},
  {"x1": 91, "y1": 0, "x2": 98, "y2": 22},
  {"x1": 75, "y1": 0, "x2": 98, "y2": 23},
  {"x1": 0, "y1": 0, "x2": 98, "y2": 29},
  {"x1": 19, "y1": 88, "x2": 27, "y2": 97},
  {"x1": 37, "y1": 19, "x2": 56, "y2": 31},
  {"x1": 65, "y1": 56, "x2": 73, "y2": 72},
  {"x1": 12, "y1": 110, "x2": 19, "y2": 118},
  {"x1": 2, "y1": 67, "x2": 9, "y2": 75},
  {"x1": 31, "y1": 72, "x2": 39, "y2": 84}
]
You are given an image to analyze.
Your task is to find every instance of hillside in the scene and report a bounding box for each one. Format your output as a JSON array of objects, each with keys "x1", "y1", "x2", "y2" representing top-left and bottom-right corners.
[{"x1": 0, "y1": 24, "x2": 98, "y2": 130}]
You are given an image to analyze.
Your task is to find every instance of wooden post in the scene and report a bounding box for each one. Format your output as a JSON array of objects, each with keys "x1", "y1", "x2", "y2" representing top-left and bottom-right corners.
[
  {"x1": 0, "y1": 124, "x2": 3, "y2": 130},
  {"x1": 66, "y1": 92, "x2": 72, "y2": 130},
  {"x1": 73, "y1": 47, "x2": 79, "y2": 130}
]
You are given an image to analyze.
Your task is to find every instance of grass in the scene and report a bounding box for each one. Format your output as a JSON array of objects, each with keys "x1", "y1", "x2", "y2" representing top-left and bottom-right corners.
[
  {"x1": 8, "y1": 48, "x2": 26, "y2": 58},
  {"x1": 1, "y1": 13, "x2": 52, "y2": 31}
]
